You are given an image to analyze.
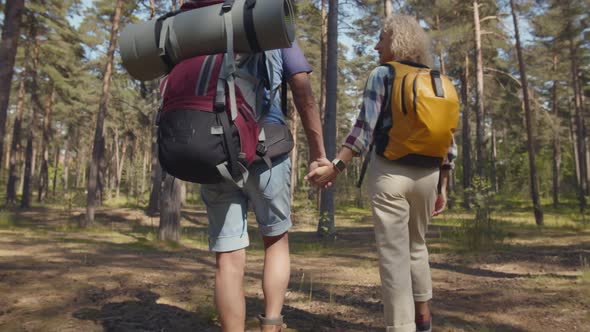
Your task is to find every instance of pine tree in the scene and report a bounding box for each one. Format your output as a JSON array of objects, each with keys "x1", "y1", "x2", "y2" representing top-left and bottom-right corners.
[
  {"x1": 84, "y1": 0, "x2": 125, "y2": 226},
  {"x1": 0, "y1": 0, "x2": 25, "y2": 177}
]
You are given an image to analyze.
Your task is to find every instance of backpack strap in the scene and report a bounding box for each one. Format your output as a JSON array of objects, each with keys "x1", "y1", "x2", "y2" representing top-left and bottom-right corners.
[
  {"x1": 243, "y1": 0, "x2": 261, "y2": 52},
  {"x1": 356, "y1": 64, "x2": 394, "y2": 188},
  {"x1": 212, "y1": 3, "x2": 250, "y2": 187},
  {"x1": 155, "y1": 11, "x2": 181, "y2": 74}
]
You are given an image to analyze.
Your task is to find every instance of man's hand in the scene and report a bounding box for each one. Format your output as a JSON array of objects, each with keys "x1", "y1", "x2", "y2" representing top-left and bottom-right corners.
[
  {"x1": 305, "y1": 158, "x2": 335, "y2": 189},
  {"x1": 432, "y1": 191, "x2": 447, "y2": 217}
]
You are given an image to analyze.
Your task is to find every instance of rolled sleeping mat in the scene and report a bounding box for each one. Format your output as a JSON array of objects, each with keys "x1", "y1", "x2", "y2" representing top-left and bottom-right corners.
[{"x1": 120, "y1": 0, "x2": 295, "y2": 81}]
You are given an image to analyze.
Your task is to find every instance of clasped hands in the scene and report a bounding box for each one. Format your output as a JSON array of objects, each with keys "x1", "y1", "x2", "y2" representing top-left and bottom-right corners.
[{"x1": 306, "y1": 158, "x2": 338, "y2": 189}]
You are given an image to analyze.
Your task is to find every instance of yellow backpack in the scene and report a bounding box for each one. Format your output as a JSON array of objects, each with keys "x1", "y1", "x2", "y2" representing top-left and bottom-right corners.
[{"x1": 375, "y1": 61, "x2": 459, "y2": 167}]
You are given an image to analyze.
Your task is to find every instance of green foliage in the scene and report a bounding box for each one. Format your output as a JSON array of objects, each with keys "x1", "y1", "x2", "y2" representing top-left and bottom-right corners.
[{"x1": 454, "y1": 176, "x2": 505, "y2": 250}]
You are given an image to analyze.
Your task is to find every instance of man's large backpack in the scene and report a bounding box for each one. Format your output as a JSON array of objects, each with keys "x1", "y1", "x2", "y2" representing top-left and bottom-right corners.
[
  {"x1": 157, "y1": 0, "x2": 281, "y2": 186},
  {"x1": 357, "y1": 61, "x2": 459, "y2": 187}
]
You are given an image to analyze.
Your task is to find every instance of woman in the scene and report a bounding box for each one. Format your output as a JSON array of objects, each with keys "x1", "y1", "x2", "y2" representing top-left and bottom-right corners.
[{"x1": 306, "y1": 14, "x2": 456, "y2": 332}]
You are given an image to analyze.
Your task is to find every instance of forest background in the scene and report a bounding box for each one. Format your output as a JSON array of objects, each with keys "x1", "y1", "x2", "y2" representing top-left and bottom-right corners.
[{"x1": 0, "y1": 0, "x2": 588, "y2": 331}]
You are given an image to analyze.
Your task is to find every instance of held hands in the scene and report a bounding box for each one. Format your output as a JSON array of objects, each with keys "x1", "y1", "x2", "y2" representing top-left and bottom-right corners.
[{"x1": 305, "y1": 158, "x2": 338, "y2": 189}]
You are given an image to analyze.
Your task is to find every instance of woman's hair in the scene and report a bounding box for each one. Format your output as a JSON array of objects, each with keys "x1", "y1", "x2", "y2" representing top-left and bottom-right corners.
[{"x1": 382, "y1": 14, "x2": 431, "y2": 66}]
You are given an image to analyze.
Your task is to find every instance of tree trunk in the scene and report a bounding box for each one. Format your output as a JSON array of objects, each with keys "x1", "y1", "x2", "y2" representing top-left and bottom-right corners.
[
  {"x1": 435, "y1": 15, "x2": 445, "y2": 74},
  {"x1": 114, "y1": 128, "x2": 128, "y2": 199},
  {"x1": 148, "y1": 108, "x2": 162, "y2": 215},
  {"x1": 318, "y1": 0, "x2": 338, "y2": 238},
  {"x1": 460, "y1": 55, "x2": 472, "y2": 209},
  {"x1": 141, "y1": 137, "x2": 148, "y2": 195},
  {"x1": 38, "y1": 83, "x2": 54, "y2": 202},
  {"x1": 490, "y1": 123, "x2": 498, "y2": 192},
  {"x1": 551, "y1": 54, "x2": 560, "y2": 208},
  {"x1": 21, "y1": 28, "x2": 41, "y2": 209},
  {"x1": 159, "y1": 174, "x2": 182, "y2": 242},
  {"x1": 567, "y1": 27, "x2": 587, "y2": 212},
  {"x1": 52, "y1": 144, "x2": 59, "y2": 195},
  {"x1": 63, "y1": 132, "x2": 70, "y2": 191},
  {"x1": 149, "y1": 0, "x2": 156, "y2": 18},
  {"x1": 6, "y1": 67, "x2": 26, "y2": 204},
  {"x1": 384, "y1": 0, "x2": 392, "y2": 17},
  {"x1": 85, "y1": 0, "x2": 124, "y2": 227},
  {"x1": 0, "y1": 0, "x2": 25, "y2": 179},
  {"x1": 473, "y1": 1, "x2": 486, "y2": 178},
  {"x1": 319, "y1": 0, "x2": 327, "y2": 125},
  {"x1": 510, "y1": 0, "x2": 543, "y2": 226}
]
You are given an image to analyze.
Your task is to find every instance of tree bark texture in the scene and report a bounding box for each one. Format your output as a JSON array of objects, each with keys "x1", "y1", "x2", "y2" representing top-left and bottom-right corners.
[
  {"x1": 460, "y1": 55, "x2": 472, "y2": 209},
  {"x1": 318, "y1": 0, "x2": 338, "y2": 238},
  {"x1": 21, "y1": 29, "x2": 41, "y2": 209},
  {"x1": 0, "y1": 0, "x2": 25, "y2": 178},
  {"x1": 85, "y1": 0, "x2": 124, "y2": 226},
  {"x1": 567, "y1": 26, "x2": 587, "y2": 211},
  {"x1": 159, "y1": 174, "x2": 182, "y2": 242},
  {"x1": 473, "y1": 1, "x2": 486, "y2": 178},
  {"x1": 551, "y1": 54, "x2": 560, "y2": 208},
  {"x1": 38, "y1": 84, "x2": 55, "y2": 202},
  {"x1": 510, "y1": 0, "x2": 543, "y2": 226},
  {"x1": 6, "y1": 67, "x2": 26, "y2": 204}
]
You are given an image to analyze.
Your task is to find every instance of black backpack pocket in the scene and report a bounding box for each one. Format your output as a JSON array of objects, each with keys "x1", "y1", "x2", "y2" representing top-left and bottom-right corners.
[
  {"x1": 254, "y1": 124, "x2": 294, "y2": 163},
  {"x1": 158, "y1": 109, "x2": 240, "y2": 184}
]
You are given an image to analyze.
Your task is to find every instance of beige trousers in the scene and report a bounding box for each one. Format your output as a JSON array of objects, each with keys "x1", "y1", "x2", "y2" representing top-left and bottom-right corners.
[{"x1": 367, "y1": 155, "x2": 439, "y2": 332}]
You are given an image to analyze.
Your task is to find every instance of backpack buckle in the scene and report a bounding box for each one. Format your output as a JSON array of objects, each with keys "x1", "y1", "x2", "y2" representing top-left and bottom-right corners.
[
  {"x1": 222, "y1": 0, "x2": 234, "y2": 12},
  {"x1": 214, "y1": 102, "x2": 226, "y2": 113},
  {"x1": 256, "y1": 143, "x2": 267, "y2": 157}
]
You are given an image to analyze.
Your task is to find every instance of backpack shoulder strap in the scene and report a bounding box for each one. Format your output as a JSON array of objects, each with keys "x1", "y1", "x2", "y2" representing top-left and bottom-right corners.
[{"x1": 356, "y1": 64, "x2": 395, "y2": 188}]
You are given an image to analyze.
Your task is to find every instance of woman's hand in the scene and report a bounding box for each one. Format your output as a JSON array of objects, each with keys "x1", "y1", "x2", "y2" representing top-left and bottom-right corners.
[
  {"x1": 305, "y1": 164, "x2": 338, "y2": 189},
  {"x1": 432, "y1": 191, "x2": 447, "y2": 216}
]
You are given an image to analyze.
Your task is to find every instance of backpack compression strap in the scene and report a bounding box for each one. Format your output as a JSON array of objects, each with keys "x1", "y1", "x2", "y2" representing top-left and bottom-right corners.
[
  {"x1": 214, "y1": 1, "x2": 250, "y2": 187},
  {"x1": 155, "y1": 11, "x2": 180, "y2": 75},
  {"x1": 356, "y1": 64, "x2": 394, "y2": 188}
]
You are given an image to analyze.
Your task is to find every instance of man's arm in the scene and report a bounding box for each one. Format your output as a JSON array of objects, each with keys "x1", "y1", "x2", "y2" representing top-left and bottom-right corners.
[{"x1": 288, "y1": 72, "x2": 327, "y2": 164}]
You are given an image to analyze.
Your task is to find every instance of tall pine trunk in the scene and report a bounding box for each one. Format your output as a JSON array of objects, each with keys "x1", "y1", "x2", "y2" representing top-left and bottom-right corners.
[
  {"x1": 567, "y1": 25, "x2": 587, "y2": 212},
  {"x1": 6, "y1": 67, "x2": 26, "y2": 204},
  {"x1": 510, "y1": 0, "x2": 543, "y2": 226},
  {"x1": 0, "y1": 0, "x2": 25, "y2": 177},
  {"x1": 384, "y1": 0, "x2": 391, "y2": 17},
  {"x1": 84, "y1": 0, "x2": 124, "y2": 226},
  {"x1": 473, "y1": 1, "x2": 486, "y2": 178},
  {"x1": 21, "y1": 28, "x2": 41, "y2": 209},
  {"x1": 318, "y1": 0, "x2": 338, "y2": 238},
  {"x1": 551, "y1": 54, "x2": 560, "y2": 208},
  {"x1": 319, "y1": 0, "x2": 327, "y2": 124},
  {"x1": 460, "y1": 55, "x2": 472, "y2": 209},
  {"x1": 159, "y1": 174, "x2": 182, "y2": 242},
  {"x1": 63, "y1": 131, "x2": 70, "y2": 191},
  {"x1": 38, "y1": 84, "x2": 54, "y2": 202},
  {"x1": 52, "y1": 144, "x2": 59, "y2": 195}
]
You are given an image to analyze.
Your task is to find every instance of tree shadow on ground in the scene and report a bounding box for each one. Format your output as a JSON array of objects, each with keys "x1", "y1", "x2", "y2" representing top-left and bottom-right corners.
[
  {"x1": 73, "y1": 290, "x2": 217, "y2": 332},
  {"x1": 431, "y1": 261, "x2": 579, "y2": 279}
]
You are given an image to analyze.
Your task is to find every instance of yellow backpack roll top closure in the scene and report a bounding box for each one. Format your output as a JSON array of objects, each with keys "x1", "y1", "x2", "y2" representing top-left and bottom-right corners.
[{"x1": 381, "y1": 61, "x2": 460, "y2": 167}]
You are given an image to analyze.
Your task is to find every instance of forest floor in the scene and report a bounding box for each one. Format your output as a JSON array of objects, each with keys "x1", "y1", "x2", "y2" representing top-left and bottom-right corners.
[{"x1": 0, "y1": 200, "x2": 589, "y2": 332}]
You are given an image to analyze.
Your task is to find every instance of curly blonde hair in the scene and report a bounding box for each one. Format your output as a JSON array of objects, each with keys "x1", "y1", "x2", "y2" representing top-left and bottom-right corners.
[{"x1": 382, "y1": 14, "x2": 431, "y2": 66}]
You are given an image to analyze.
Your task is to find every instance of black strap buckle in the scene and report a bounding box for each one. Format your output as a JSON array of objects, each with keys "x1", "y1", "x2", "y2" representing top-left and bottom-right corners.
[
  {"x1": 222, "y1": 0, "x2": 234, "y2": 12},
  {"x1": 245, "y1": 0, "x2": 256, "y2": 9},
  {"x1": 256, "y1": 143, "x2": 267, "y2": 157},
  {"x1": 214, "y1": 102, "x2": 226, "y2": 113}
]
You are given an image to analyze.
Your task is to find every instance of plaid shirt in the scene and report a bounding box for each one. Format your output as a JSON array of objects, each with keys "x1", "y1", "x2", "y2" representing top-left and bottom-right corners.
[{"x1": 344, "y1": 66, "x2": 457, "y2": 168}]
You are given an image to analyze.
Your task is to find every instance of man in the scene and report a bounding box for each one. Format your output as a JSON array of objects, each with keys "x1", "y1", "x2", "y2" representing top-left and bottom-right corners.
[{"x1": 183, "y1": 2, "x2": 327, "y2": 330}]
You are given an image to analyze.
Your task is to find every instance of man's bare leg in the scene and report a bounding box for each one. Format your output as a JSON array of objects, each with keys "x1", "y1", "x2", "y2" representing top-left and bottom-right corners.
[
  {"x1": 261, "y1": 232, "x2": 290, "y2": 332},
  {"x1": 216, "y1": 249, "x2": 246, "y2": 332}
]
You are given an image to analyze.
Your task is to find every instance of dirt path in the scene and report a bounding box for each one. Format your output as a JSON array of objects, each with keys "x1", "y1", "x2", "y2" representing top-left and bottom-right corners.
[{"x1": 0, "y1": 206, "x2": 588, "y2": 331}]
